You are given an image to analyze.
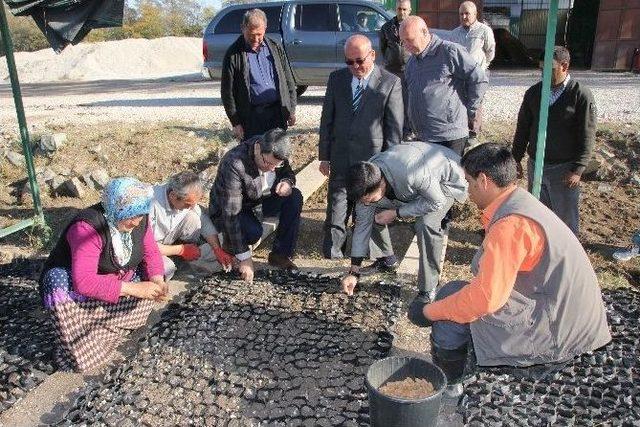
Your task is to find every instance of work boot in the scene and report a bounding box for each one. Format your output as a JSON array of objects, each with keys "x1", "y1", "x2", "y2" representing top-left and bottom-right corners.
[
  {"x1": 268, "y1": 252, "x2": 298, "y2": 270},
  {"x1": 359, "y1": 256, "x2": 398, "y2": 277},
  {"x1": 430, "y1": 340, "x2": 475, "y2": 389},
  {"x1": 407, "y1": 290, "x2": 434, "y2": 327}
]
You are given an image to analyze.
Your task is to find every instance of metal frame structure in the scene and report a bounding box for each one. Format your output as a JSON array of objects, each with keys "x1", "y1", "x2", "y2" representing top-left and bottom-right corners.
[
  {"x1": 531, "y1": 0, "x2": 558, "y2": 198},
  {"x1": 0, "y1": 3, "x2": 46, "y2": 239}
]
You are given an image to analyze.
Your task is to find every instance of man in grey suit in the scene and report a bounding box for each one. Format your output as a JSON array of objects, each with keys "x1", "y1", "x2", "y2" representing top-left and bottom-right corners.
[
  {"x1": 319, "y1": 34, "x2": 403, "y2": 268},
  {"x1": 340, "y1": 142, "x2": 468, "y2": 312}
]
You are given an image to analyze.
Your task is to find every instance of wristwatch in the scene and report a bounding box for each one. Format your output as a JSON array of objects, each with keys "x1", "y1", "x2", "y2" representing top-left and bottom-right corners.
[{"x1": 348, "y1": 270, "x2": 361, "y2": 279}]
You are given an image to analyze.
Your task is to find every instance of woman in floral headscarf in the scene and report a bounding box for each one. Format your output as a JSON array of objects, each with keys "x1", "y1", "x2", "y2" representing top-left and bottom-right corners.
[{"x1": 39, "y1": 177, "x2": 167, "y2": 373}]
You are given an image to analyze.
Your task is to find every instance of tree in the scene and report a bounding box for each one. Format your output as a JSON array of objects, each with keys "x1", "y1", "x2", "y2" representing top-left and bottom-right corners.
[
  {"x1": 0, "y1": 5, "x2": 48, "y2": 55},
  {"x1": 129, "y1": 0, "x2": 165, "y2": 38}
]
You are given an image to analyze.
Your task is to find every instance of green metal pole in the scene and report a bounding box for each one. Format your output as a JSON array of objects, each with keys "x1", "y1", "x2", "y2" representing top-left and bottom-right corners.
[
  {"x1": 531, "y1": 0, "x2": 559, "y2": 198},
  {"x1": 0, "y1": 4, "x2": 45, "y2": 224}
]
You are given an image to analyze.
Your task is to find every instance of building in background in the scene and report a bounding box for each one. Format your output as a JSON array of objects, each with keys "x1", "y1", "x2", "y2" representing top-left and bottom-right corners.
[{"x1": 383, "y1": 0, "x2": 639, "y2": 70}]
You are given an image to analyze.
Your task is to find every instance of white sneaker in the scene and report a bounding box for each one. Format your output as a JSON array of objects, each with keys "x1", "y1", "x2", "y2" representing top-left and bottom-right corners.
[
  {"x1": 443, "y1": 383, "x2": 464, "y2": 398},
  {"x1": 613, "y1": 245, "x2": 640, "y2": 262}
]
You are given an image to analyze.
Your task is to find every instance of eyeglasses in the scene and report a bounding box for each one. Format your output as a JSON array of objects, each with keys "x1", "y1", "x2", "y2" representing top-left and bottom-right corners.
[
  {"x1": 345, "y1": 50, "x2": 373, "y2": 66},
  {"x1": 261, "y1": 153, "x2": 283, "y2": 169}
]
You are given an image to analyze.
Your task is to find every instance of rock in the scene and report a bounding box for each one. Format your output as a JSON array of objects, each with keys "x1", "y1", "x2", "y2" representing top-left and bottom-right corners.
[
  {"x1": 57, "y1": 167, "x2": 72, "y2": 177},
  {"x1": 597, "y1": 183, "x2": 614, "y2": 193},
  {"x1": 630, "y1": 174, "x2": 640, "y2": 186},
  {"x1": 90, "y1": 168, "x2": 110, "y2": 189},
  {"x1": 6, "y1": 151, "x2": 24, "y2": 167},
  {"x1": 81, "y1": 172, "x2": 96, "y2": 190},
  {"x1": 41, "y1": 168, "x2": 56, "y2": 183},
  {"x1": 50, "y1": 175, "x2": 66, "y2": 194},
  {"x1": 188, "y1": 131, "x2": 196, "y2": 137},
  {"x1": 39, "y1": 133, "x2": 67, "y2": 152},
  {"x1": 597, "y1": 148, "x2": 615, "y2": 160},
  {"x1": 89, "y1": 144, "x2": 102, "y2": 154},
  {"x1": 60, "y1": 177, "x2": 85, "y2": 198},
  {"x1": 0, "y1": 247, "x2": 14, "y2": 264}
]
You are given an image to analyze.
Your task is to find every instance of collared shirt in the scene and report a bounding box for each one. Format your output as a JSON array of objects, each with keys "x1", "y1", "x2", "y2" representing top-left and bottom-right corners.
[
  {"x1": 550, "y1": 74, "x2": 571, "y2": 105},
  {"x1": 149, "y1": 183, "x2": 217, "y2": 245},
  {"x1": 449, "y1": 20, "x2": 496, "y2": 70},
  {"x1": 246, "y1": 40, "x2": 279, "y2": 106},
  {"x1": 405, "y1": 34, "x2": 489, "y2": 143},
  {"x1": 259, "y1": 171, "x2": 277, "y2": 196},
  {"x1": 425, "y1": 185, "x2": 546, "y2": 323},
  {"x1": 350, "y1": 65, "x2": 375, "y2": 96}
]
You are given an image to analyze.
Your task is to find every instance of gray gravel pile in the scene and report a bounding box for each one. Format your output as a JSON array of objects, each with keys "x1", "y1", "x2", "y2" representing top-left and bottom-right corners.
[
  {"x1": 0, "y1": 260, "x2": 55, "y2": 415},
  {"x1": 459, "y1": 288, "x2": 640, "y2": 426},
  {"x1": 58, "y1": 270, "x2": 402, "y2": 426}
]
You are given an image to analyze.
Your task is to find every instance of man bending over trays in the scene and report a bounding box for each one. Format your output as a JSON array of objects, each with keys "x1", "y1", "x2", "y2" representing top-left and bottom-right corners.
[
  {"x1": 340, "y1": 141, "x2": 468, "y2": 311},
  {"x1": 409, "y1": 143, "x2": 611, "y2": 396}
]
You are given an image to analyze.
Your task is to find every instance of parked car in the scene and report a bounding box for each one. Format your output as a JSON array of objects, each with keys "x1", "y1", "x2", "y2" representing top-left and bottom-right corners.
[{"x1": 202, "y1": 0, "x2": 393, "y2": 96}]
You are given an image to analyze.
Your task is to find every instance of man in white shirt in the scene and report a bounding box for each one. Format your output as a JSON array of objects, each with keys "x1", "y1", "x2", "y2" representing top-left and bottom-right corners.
[
  {"x1": 150, "y1": 171, "x2": 233, "y2": 280},
  {"x1": 450, "y1": 1, "x2": 495, "y2": 145}
]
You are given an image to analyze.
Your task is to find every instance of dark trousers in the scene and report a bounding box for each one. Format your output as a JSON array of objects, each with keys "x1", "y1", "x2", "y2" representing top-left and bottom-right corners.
[
  {"x1": 323, "y1": 174, "x2": 394, "y2": 260},
  {"x1": 322, "y1": 174, "x2": 355, "y2": 258},
  {"x1": 435, "y1": 137, "x2": 467, "y2": 157},
  {"x1": 243, "y1": 102, "x2": 287, "y2": 141},
  {"x1": 389, "y1": 68, "x2": 411, "y2": 138},
  {"x1": 527, "y1": 160, "x2": 580, "y2": 236},
  {"x1": 238, "y1": 188, "x2": 303, "y2": 257}
]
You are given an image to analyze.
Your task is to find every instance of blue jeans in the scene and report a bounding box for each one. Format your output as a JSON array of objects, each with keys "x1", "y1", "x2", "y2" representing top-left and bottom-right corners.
[
  {"x1": 239, "y1": 188, "x2": 303, "y2": 257},
  {"x1": 431, "y1": 280, "x2": 472, "y2": 350}
]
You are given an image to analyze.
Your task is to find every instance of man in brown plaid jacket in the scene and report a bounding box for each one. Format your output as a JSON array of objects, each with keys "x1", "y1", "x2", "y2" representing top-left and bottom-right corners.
[{"x1": 209, "y1": 128, "x2": 302, "y2": 282}]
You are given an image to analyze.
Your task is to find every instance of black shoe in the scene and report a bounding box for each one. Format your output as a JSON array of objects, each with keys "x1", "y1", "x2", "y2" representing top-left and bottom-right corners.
[
  {"x1": 407, "y1": 291, "x2": 432, "y2": 327},
  {"x1": 359, "y1": 257, "x2": 399, "y2": 277}
]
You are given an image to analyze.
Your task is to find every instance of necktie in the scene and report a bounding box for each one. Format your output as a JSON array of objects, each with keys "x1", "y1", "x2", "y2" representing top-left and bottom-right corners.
[{"x1": 352, "y1": 81, "x2": 363, "y2": 112}]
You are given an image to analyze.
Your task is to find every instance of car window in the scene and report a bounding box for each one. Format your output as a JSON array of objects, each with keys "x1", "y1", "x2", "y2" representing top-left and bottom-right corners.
[
  {"x1": 338, "y1": 4, "x2": 386, "y2": 32},
  {"x1": 294, "y1": 4, "x2": 338, "y2": 32},
  {"x1": 214, "y1": 6, "x2": 282, "y2": 34}
]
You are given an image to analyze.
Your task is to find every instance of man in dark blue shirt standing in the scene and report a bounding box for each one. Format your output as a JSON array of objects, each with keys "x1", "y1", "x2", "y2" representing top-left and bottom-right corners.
[{"x1": 221, "y1": 9, "x2": 297, "y2": 141}]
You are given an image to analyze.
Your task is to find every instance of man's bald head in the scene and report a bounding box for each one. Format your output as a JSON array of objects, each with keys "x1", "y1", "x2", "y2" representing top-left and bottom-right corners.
[
  {"x1": 344, "y1": 34, "x2": 372, "y2": 53},
  {"x1": 399, "y1": 16, "x2": 431, "y2": 56},
  {"x1": 459, "y1": 1, "x2": 478, "y2": 27},
  {"x1": 344, "y1": 35, "x2": 375, "y2": 79}
]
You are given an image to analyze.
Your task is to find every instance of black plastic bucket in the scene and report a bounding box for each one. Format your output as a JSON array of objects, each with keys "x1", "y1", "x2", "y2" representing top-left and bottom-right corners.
[{"x1": 366, "y1": 356, "x2": 447, "y2": 427}]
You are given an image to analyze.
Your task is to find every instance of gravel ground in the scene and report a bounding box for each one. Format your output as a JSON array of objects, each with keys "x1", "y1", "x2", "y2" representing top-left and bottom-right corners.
[{"x1": 0, "y1": 70, "x2": 638, "y2": 130}]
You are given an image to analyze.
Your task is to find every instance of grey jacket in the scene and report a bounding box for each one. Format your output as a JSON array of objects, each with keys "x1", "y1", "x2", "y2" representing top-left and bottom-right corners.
[
  {"x1": 351, "y1": 142, "x2": 468, "y2": 257},
  {"x1": 471, "y1": 188, "x2": 611, "y2": 366},
  {"x1": 318, "y1": 66, "x2": 403, "y2": 175},
  {"x1": 405, "y1": 34, "x2": 488, "y2": 143}
]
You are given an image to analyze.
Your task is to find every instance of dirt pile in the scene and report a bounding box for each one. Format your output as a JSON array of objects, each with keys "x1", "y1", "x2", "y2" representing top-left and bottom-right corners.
[{"x1": 0, "y1": 37, "x2": 202, "y2": 83}]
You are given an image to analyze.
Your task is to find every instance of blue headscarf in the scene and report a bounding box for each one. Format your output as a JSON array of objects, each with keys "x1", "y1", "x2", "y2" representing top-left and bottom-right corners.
[
  {"x1": 100, "y1": 177, "x2": 152, "y2": 267},
  {"x1": 101, "y1": 177, "x2": 153, "y2": 225}
]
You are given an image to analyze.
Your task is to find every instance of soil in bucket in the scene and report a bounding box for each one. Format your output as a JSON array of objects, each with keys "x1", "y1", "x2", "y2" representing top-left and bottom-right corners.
[
  {"x1": 366, "y1": 356, "x2": 447, "y2": 427},
  {"x1": 378, "y1": 377, "x2": 435, "y2": 400}
]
